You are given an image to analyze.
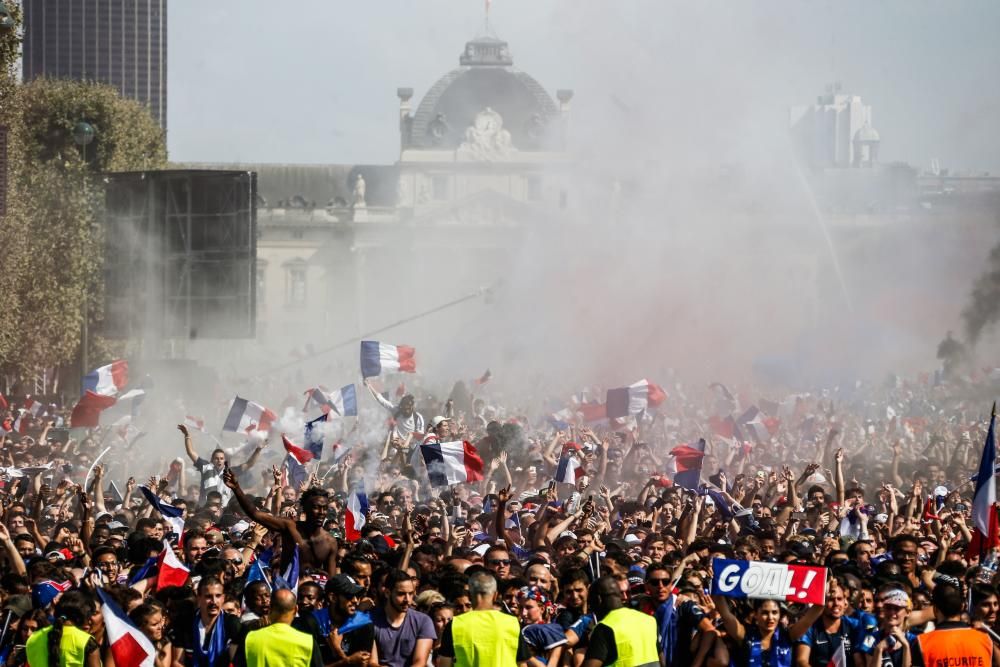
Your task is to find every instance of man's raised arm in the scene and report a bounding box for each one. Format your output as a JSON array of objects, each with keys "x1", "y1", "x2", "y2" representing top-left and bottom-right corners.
[
  {"x1": 222, "y1": 466, "x2": 291, "y2": 534},
  {"x1": 177, "y1": 424, "x2": 200, "y2": 465}
]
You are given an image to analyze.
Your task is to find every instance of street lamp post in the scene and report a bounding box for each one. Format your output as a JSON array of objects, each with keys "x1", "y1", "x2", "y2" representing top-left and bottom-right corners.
[
  {"x1": 73, "y1": 121, "x2": 95, "y2": 164},
  {"x1": 0, "y1": 2, "x2": 16, "y2": 30},
  {"x1": 73, "y1": 121, "x2": 96, "y2": 384}
]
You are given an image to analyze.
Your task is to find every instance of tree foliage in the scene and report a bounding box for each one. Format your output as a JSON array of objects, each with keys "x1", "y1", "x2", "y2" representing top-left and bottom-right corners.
[{"x1": 0, "y1": 4, "x2": 167, "y2": 379}]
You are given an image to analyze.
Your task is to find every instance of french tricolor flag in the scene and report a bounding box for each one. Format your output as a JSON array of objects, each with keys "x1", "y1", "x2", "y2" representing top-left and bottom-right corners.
[
  {"x1": 969, "y1": 403, "x2": 1000, "y2": 557},
  {"x1": 304, "y1": 384, "x2": 358, "y2": 417},
  {"x1": 283, "y1": 435, "x2": 315, "y2": 465},
  {"x1": 83, "y1": 360, "x2": 129, "y2": 396},
  {"x1": 345, "y1": 485, "x2": 368, "y2": 542},
  {"x1": 606, "y1": 379, "x2": 667, "y2": 419},
  {"x1": 70, "y1": 391, "x2": 118, "y2": 428},
  {"x1": 183, "y1": 416, "x2": 207, "y2": 432},
  {"x1": 223, "y1": 396, "x2": 277, "y2": 435},
  {"x1": 555, "y1": 453, "x2": 583, "y2": 484},
  {"x1": 97, "y1": 588, "x2": 156, "y2": 667},
  {"x1": 420, "y1": 440, "x2": 484, "y2": 487},
  {"x1": 156, "y1": 539, "x2": 190, "y2": 591},
  {"x1": 361, "y1": 341, "x2": 416, "y2": 379},
  {"x1": 23, "y1": 398, "x2": 45, "y2": 418}
]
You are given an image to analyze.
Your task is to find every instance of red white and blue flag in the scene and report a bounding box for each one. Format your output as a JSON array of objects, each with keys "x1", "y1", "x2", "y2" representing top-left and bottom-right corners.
[
  {"x1": 606, "y1": 379, "x2": 667, "y2": 419},
  {"x1": 223, "y1": 396, "x2": 277, "y2": 435},
  {"x1": 475, "y1": 369, "x2": 493, "y2": 386},
  {"x1": 183, "y1": 416, "x2": 207, "y2": 432},
  {"x1": 711, "y1": 558, "x2": 827, "y2": 606},
  {"x1": 555, "y1": 453, "x2": 583, "y2": 484},
  {"x1": 23, "y1": 398, "x2": 45, "y2": 418},
  {"x1": 283, "y1": 435, "x2": 315, "y2": 465},
  {"x1": 670, "y1": 438, "x2": 706, "y2": 490},
  {"x1": 970, "y1": 403, "x2": 999, "y2": 557},
  {"x1": 71, "y1": 391, "x2": 118, "y2": 428},
  {"x1": 304, "y1": 384, "x2": 358, "y2": 417},
  {"x1": 83, "y1": 360, "x2": 129, "y2": 396},
  {"x1": 156, "y1": 540, "x2": 189, "y2": 591},
  {"x1": 97, "y1": 587, "x2": 156, "y2": 667},
  {"x1": 361, "y1": 341, "x2": 416, "y2": 378},
  {"x1": 345, "y1": 485, "x2": 368, "y2": 542},
  {"x1": 138, "y1": 486, "x2": 185, "y2": 537},
  {"x1": 420, "y1": 440, "x2": 484, "y2": 487}
]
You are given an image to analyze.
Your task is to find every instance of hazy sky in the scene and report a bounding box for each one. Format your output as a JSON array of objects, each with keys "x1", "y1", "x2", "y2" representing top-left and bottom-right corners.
[{"x1": 168, "y1": 1, "x2": 1000, "y2": 173}]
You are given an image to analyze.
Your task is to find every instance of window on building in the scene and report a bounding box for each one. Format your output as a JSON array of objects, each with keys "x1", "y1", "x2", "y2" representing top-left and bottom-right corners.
[
  {"x1": 256, "y1": 263, "x2": 267, "y2": 309},
  {"x1": 527, "y1": 175, "x2": 543, "y2": 201},
  {"x1": 284, "y1": 260, "x2": 307, "y2": 306},
  {"x1": 432, "y1": 174, "x2": 449, "y2": 201}
]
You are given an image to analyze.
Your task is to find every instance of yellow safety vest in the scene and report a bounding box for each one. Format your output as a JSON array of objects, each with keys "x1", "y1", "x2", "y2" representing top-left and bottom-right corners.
[
  {"x1": 598, "y1": 607, "x2": 659, "y2": 667},
  {"x1": 25, "y1": 625, "x2": 93, "y2": 667},
  {"x1": 244, "y1": 621, "x2": 314, "y2": 667},
  {"x1": 451, "y1": 609, "x2": 521, "y2": 667}
]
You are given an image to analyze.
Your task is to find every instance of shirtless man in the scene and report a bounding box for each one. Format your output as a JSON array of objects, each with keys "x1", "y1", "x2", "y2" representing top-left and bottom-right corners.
[{"x1": 222, "y1": 467, "x2": 338, "y2": 577}]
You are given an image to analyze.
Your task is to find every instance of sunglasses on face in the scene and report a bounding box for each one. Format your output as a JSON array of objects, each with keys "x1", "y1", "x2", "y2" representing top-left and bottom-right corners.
[
  {"x1": 225, "y1": 558, "x2": 243, "y2": 565},
  {"x1": 647, "y1": 578, "x2": 671, "y2": 587},
  {"x1": 488, "y1": 559, "x2": 511, "y2": 566}
]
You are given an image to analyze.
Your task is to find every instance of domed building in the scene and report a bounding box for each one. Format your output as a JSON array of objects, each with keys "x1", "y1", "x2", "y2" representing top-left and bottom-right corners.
[
  {"x1": 394, "y1": 32, "x2": 573, "y2": 212},
  {"x1": 198, "y1": 30, "x2": 575, "y2": 347}
]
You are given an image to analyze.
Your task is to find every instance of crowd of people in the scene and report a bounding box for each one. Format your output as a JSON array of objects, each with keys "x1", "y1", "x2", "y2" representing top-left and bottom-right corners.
[{"x1": 0, "y1": 367, "x2": 999, "y2": 667}]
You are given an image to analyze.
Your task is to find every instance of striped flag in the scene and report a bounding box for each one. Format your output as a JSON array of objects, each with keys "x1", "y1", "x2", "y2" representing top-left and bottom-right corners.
[
  {"x1": 555, "y1": 453, "x2": 583, "y2": 484},
  {"x1": 345, "y1": 485, "x2": 368, "y2": 542},
  {"x1": 156, "y1": 540, "x2": 189, "y2": 591},
  {"x1": 606, "y1": 379, "x2": 667, "y2": 419},
  {"x1": 83, "y1": 360, "x2": 129, "y2": 396},
  {"x1": 183, "y1": 416, "x2": 207, "y2": 432},
  {"x1": 304, "y1": 384, "x2": 358, "y2": 417},
  {"x1": 283, "y1": 435, "x2": 315, "y2": 465},
  {"x1": 97, "y1": 588, "x2": 156, "y2": 667},
  {"x1": 670, "y1": 438, "x2": 706, "y2": 490},
  {"x1": 420, "y1": 440, "x2": 484, "y2": 487},
  {"x1": 969, "y1": 403, "x2": 999, "y2": 557},
  {"x1": 360, "y1": 341, "x2": 416, "y2": 378},
  {"x1": 223, "y1": 396, "x2": 277, "y2": 435},
  {"x1": 70, "y1": 391, "x2": 118, "y2": 428},
  {"x1": 138, "y1": 486, "x2": 185, "y2": 537}
]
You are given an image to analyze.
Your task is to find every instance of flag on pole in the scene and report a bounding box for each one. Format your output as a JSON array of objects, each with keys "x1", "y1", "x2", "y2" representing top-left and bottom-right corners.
[
  {"x1": 345, "y1": 485, "x2": 368, "y2": 542},
  {"x1": 304, "y1": 384, "x2": 358, "y2": 417},
  {"x1": 156, "y1": 540, "x2": 189, "y2": 590},
  {"x1": 555, "y1": 453, "x2": 583, "y2": 484},
  {"x1": 304, "y1": 414, "x2": 328, "y2": 459},
  {"x1": 183, "y1": 416, "x2": 207, "y2": 432},
  {"x1": 826, "y1": 641, "x2": 848, "y2": 667},
  {"x1": 272, "y1": 546, "x2": 300, "y2": 592},
  {"x1": 420, "y1": 441, "x2": 484, "y2": 487},
  {"x1": 283, "y1": 435, "x2": 315, "y2": 465},
  {"x1": 606, "y1": 379, "x2": 667, "y2": 419},
  {"x1": 97, "y1": 588, "x2": 156, "y2": 667},
  {"x1": 475, "y1": 369, "x2": 492, "y2": 386},
  {"x1": 360, "y1": 341, "x2": 416, "y2": 378},
  {"x1": 222, "y1": 397, "x2": 277, "y2": 435},
  {"x1": 71, "y1": 391, "x2": 118, "y2": 428},
  {"x1": 22, "y1": 398, "x2": 45, "y2": 418},
  {"x1": 284, "y1": 454, "x2": 309, "y2": 489},
  {"x1": 671, "y1": 438, "x2": 706, "y2": 490},
  {"x1": 83, "y1": 360, "x2": 129, "y2": 396},
  {"x1": 969, "y1": 403, "x2": 999, "y2": 557},
  {"x1": 139, "y1": 486, "x2": 185, "y2": 537}
]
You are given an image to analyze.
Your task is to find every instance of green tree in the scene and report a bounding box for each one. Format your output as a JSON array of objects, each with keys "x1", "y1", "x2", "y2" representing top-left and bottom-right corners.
[{"x1": 0, "y1": 2, "x2": 166, "y2": 381}]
